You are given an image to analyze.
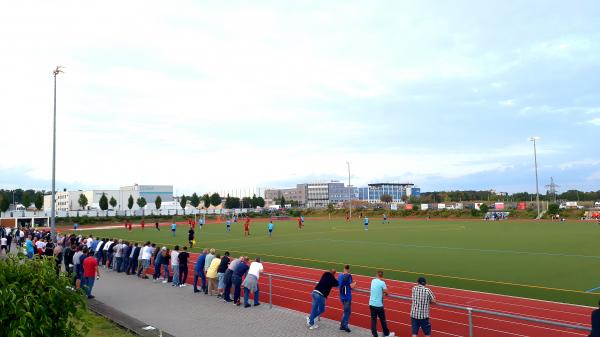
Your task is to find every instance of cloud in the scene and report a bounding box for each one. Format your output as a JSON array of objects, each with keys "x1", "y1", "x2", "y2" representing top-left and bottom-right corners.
[{"x1": 586, "y1": 118, "x2": 600, "y2": 126}]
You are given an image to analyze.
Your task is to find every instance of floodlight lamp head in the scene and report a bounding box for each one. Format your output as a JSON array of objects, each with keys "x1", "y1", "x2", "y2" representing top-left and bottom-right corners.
[
  {"x1": 53, "y1": 66, "x2": 64, "y2": 76},
  {"x1": 528, "y1": 136, "x2": 540, "y2": 141}
]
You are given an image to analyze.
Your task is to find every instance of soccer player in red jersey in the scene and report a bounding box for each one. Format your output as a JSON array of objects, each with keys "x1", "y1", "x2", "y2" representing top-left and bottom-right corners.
[
  {"x1": 244, "y1": 218, "x2": 250, "y2": 236},
  {"x1": 298, "y1": 217, "x2": 303, "y2": 229},
  {"x1": 140, "y1": 219, "x2": 145, "y2": 230},
  {"x1": 128, "y1": 221, "x2": 132, "y2": 231}
]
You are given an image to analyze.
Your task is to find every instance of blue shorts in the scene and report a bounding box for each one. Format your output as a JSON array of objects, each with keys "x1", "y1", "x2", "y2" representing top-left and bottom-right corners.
[{"x1": 411, "y1": 318, "x2": 431, "y2": 335}]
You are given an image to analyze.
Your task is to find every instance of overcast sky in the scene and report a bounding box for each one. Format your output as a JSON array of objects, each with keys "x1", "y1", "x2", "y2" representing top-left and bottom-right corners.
[{"x1": 1, "y1": 1, "x2": 599, "y2": 195}]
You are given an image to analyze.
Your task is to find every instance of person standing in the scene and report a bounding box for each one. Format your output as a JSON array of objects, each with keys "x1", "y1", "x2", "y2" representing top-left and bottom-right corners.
[
  {"x1": 410, "y1": 277, "x2": 436, "y2": 337},
  {"x1": 114, "y1": 240, "x2": 124, "y2": 273},
  {"x1": 383, "y1": 214, "x2": 388, "y2": 224},
  {"x1": 155, "y1": 222, "x2": 160, "y2": 231},
  {"x1": 188, "y1": 227, "x2": 195, "y2": 248},
  {"x1": 127, "y1": 243, "x2": 140, "y2": 275},
  {"x1": 178, "y1": 246, "x2": 190, "y2": 288},
  {"x1": 204, "y1": 249, "x2": 216, "y2": 293},
  {"x1": 193, "y1": 248, "x2": 208, "y2": 293},
  {"x1": 232, "y1": 257, "x2": 249, "y2": 305},
  {"x1": 226, "y1": 219, "x2": 231, "y2": 232},
  {"x1": 206, "y1": 253, "x2": 221, "y2": 296},
  {"x1": 223, "y1": 255, "x2": 243, "y2": 302},
  {"x1": 243, "y1": 218, "x2": 251, "y2": 236},
  {"x1": 590, "y1": 300, "x2": 600, "y2": 337},
  {"x1": 73, "y1": 222, "x2": 78, "y2": 231},
  {"x1": 139, "y1": 241, "x2": 152, "y2": 278},
  {"x1": 364, "y1": 216, "x2": 369, "y2": 231},
  {"x1": 307, "y1": 269, "x2": 339, "y2": 330},
  {"x1": 171, "y1": 245, "x2": 180, "y2": 287},
  {"x1": 160, "y1": 247, "x2": 171, "y2": 283},
  {"x1": 0, "y1": 236, "x2": 7, "y2": 254},
  {"x1": 298, "y1": 216, "x2": 303, "y2": 229},
  {"x1": 140, "y1": 219, "x2": 145, "y2": 230},
  {"x1": 198, "y1": 216, "x2": 204, "y2": 230},
  {"x1": 171, "y1": 222, "x2": 177, "y2": 237},
  {"x1": 217, "y1": 251, "x2": 230, "y2": 297},
  {"x1": 25, "y1": 235, "x2": 34, "y2": 259},
  {"x1": 339, "y1": 265, "x2": 357, "y2": 333},
  {"x1": 82, "y1": 250, "x2": 100, "y2": 299},
  {"x1": 267, "y1": 221, "x2": 274, "y2": 237},
  {"x1": 301, "y1": 215, "x2": 305, "y2": 227},
  {"x1": 243, "y1": 257, "x2": 264, "y2": 307},
  {"x1": 127, "y1": 221, "x2": 132, "y2": 231},
  {"x1": 369, "y1": 270, "x2": 395, "y2": 337}
]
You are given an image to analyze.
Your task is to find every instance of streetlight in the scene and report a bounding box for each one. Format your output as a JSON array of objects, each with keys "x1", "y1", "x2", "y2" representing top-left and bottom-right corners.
[
  {"x1": 346, "y1": 161, "x2": 352, "y2": 219},
  {"x1": 528, "y1": 137, "x2": 541, "y2": 219},
  {"x1": 50, "y1": 66, "x2": 63, "y2": 240}
]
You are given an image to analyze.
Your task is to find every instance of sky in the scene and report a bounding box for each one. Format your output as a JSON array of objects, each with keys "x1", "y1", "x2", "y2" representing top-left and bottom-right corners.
[{"x1": 1, "y1": 1, "x2": 599, "y2": 195}]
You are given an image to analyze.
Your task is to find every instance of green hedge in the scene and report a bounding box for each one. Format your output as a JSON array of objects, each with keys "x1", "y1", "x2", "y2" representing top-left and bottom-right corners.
[{"x1": 0, "y1": 256, "x2": 88, "y2": 336}]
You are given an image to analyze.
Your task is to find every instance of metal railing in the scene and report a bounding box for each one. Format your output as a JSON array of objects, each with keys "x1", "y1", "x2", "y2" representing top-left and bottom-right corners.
[{"x1": 262, "y1": 273, "x2": 592, "y2": 336}]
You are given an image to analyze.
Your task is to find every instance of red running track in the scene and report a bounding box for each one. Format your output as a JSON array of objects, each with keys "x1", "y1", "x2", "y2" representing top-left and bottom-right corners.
[{"x1": 146, "y1": 254, "x2": 592, "y2": 337}]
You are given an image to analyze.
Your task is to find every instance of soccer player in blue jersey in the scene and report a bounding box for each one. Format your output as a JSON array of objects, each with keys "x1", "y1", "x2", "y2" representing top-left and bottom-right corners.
[
  {"x1": 268, "y1": 221, "x2": 274, "y2": 237},
  {"x1": 226, "y1": 219, "x2": 231, "y2": 232},
  {"x1": 364, "y1": 216, "x2": 369, "y2": 231}
]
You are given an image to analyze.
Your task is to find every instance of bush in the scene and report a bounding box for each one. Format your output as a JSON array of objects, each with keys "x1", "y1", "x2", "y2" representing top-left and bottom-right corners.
[{"x1": 0, "y1": 256, "x2": 88, "y2": 336}]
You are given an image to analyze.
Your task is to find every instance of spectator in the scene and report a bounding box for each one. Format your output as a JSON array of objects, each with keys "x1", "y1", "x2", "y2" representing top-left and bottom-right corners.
[
  {"x1": 95, "y1": 238, "x2": 105, "y2": 264},
  {"x1": 0, "y1": 236, "x2": 7, "y2": 254},
  {"x1": 171, "y1": 245, "x2": 180, "y2": 287},
  {"x1": 232, "y1": 257, "x2": 249, "y2": 305},
  {"x1": 63, "y1": 244, "x2": 75, "y2": 276},
  {"x1": 307, "y1": 269, "x2": 339, "y2": 330},
  {"x1": 223, "y1": 256, "x2": 243, "y2": 302},
  {"x1": 206, "y1": 253, "x2": 221, "y2": 296},
  {"x1": 139, "y1": 241, "x2": 153, "y2": 278},
  {"x1": 242, "y1": 257, "x2": 263, "y2": 308},
  {"x1": 160, "y1": 247, "x2": 171, "y2": 283},
  {"x1": 369, "y1": 270, "x2": 394, "y2": 337},
  {"x1": 25, "y1": 235, "x2": 34, "y2": 259},
  {"x1": 121, "y1": 241, "x2": 131, "y2": 273},
  {"x1": 217, "y1": 251, "x2": 231, "y2": 298},
  {"x1": 204, "y1": 248, "x2": 216, "y2": 294},
  {"x1": 114, "y1": 240, "x2": 124, "y2": 272},
  {"x1": 82, "y1": 250, "x2": 100, "y2": 299},
  {"x1": 590, "y1": 300, "x2": 599, "y2": 337},
  {"x1": 193, "y1": 248, "x2": 208, "y2": 293},
  {"x1": 178, "y1": 246, "x2": 190, "y2": 288},
  {"x1": 153, "y1": 246, "x2": 163, "y2": 281},
  {"x1": 128, "y1": 242, "x2": 140, "y2": 275},
  {"x1": 339, "y1": 264, "x2": 357, "y2": 333},
  {"x1": 410, "y1": 277, "x2": 436, "y2": 337}
]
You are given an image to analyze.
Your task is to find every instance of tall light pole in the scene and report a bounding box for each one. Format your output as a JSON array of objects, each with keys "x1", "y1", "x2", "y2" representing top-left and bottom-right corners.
[
  {"x1": 51, "y1": 66, "x2": 63, "y2": 240},
  {"x1": 528, "y1": 137, "x2": 541, "y2": 219},
  {"x1": 346, "y1": 161, "x2": 352, "y2": 219}
]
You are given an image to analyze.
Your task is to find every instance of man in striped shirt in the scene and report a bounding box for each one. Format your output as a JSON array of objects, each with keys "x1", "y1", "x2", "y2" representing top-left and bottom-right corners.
[{"x1": 410, "y1": 277, "x2": 436, "y2": 337}]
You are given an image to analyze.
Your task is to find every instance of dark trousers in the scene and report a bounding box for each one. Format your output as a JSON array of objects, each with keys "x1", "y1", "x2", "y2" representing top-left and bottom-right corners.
[
  {"x1": 223, "y1": 270, "x2": 233, "y2": 301},
  {"x1": 370, "y1": 305, "x2": 390, "y2": 337},
  {"x1": 193, "y1": 273, "x2": 201, "y2": 291},
  {"x1": 128, "y1": 258, "x2": 138, "y2": 274},
  {"x1": 179, "y1": 265, "x2": 188, "y2": 285},
  {"x1": 232, "y1": 274, "x2": 242, "y2": 303}
]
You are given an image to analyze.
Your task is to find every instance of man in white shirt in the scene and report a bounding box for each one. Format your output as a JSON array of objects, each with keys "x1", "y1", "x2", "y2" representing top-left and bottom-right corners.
[
  {"x1": 171, "y1": 246, "x2": 180, "y2": 286},
  {"x1": 0, "y1": 236, "x2": 7, "y2": 253},
  {"x1": 242, "y1": 257, "x2": 264, "y2": 308},
  {"x1": 103, "y1": 239, "x2": 114, "y2": 268},
  {"x1": 139, "y1": 242, "x2": 152, "y2": 279}
]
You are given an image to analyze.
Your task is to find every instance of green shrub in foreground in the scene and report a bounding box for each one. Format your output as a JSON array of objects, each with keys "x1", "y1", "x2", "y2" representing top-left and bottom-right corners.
[{"x1": 0, "y1": 256, "x2": 88, "y2": 337}]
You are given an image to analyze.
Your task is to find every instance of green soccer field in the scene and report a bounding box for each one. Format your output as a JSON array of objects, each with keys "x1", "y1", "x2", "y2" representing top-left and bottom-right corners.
[{"x1": 71, "y1": 218, "x2": 600, "y2": 306}]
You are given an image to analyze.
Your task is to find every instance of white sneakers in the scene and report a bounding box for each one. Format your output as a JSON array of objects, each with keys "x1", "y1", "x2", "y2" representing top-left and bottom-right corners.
[
  {"x1": 162, "y1": 280, "x2": 167, "y2": 284},
  {"x1": 385, "y1": 333, "x2": 395, "y2": 337},
  {"x1": 306, "y1": 316, "x2": 320, "y2": 329}
]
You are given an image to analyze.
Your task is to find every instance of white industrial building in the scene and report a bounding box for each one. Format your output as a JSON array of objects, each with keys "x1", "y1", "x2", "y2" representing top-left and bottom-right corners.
[{"x1": 44, "y1": 184, "x2": 173, "y2": 211}]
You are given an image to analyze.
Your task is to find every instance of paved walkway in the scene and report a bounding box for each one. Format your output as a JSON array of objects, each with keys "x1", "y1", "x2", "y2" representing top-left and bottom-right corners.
[{"x1": 93, "y1": 269, "x2": 371, "y2": 337}]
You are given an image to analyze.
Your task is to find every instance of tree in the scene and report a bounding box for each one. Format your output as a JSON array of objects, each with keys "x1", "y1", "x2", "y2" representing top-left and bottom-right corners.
[
  {"x1": 252, "y1": 194, "x2": 258, "y2": 208},
  {"x1": 22, "y1": 193, "x2": 32, "y2": 209},
  {"x1": 0, "y1": 194, "x2": 9, "y2": 212},
  {"x1": 180, "y1": 195, "x2": 187, "y2": 209},
  {"x1": 155, "y1": 195, "x2": 162, "y2": 210},
  {"x1": 99, "y1": 193, "x2": 109, "y2": 211},
  {"x1": 225, "y1": 194, "x2": 241, "y2": 209},
  {"x1": 210, "y1": 193, "x2": 221, "y2": 207},
  {"x1": 190, "y1": 193, "x2": 200, "y2": 208},
  {"x1": 548, "y1": 203, "x2": 560, "y2": 215},
  {"x1": 479, "y1": 203, "x2": 489, "y2": 213},
  {"x1": 0, "y1": 256, "x2": 88, "y2": 336},
  {"x1": 109, "y1": 196, "x2": 117, "y2": 209},
  {"x1": 34, "y1": 192, "x2": 44, "y2": 210},
  {"x1": 136, "y1": 197, "x2": 147, "y2": 209},
  {"x1": 242, "y1": 197, "x2": 252, "y2": 208},
  {"x1": 78, "y1": 194, "x2": 88, "y2": 210},
  {"x1": 127, "y1": 195, "x2": 134, "y2": 210},
  {"x1": 380, "y1": 194, "x2": 393, "y2": 203},
  {"x1": 256, "y1": 197, "x2": 265, "y2": 207},
  {"x1": 202, "y1": 194, "x2": 210, "y2": 208}
]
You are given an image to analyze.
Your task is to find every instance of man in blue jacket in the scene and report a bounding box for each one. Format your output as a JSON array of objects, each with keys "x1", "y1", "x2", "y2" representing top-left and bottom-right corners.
[{"x1": 193, "y1": 248, "x2": 209, "y2": 293}]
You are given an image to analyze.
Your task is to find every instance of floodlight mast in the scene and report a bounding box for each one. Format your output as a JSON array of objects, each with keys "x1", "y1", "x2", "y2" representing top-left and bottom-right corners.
[
  {"x1": 528, "y1": 137, "x2": 541, "y2": 219},
  {"x1": 51, "y1": 66, "x2": 63, "y2": 240}
]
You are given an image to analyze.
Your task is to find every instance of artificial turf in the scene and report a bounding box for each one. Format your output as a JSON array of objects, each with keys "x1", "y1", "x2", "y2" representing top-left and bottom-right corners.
[{"x1": 69, "y1": 217, "x2": 600, "y2": 306}]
